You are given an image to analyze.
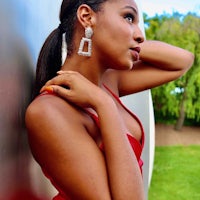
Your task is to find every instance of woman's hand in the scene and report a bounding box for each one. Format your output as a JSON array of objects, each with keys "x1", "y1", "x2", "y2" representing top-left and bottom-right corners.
[{"x1": 40, "y1": 70, "x2": 109, "y2": 108}]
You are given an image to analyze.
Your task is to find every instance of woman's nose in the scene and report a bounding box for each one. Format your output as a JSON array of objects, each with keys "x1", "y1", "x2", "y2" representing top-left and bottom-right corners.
[{"x1": 134, "y1": 26, "x2": 144, "y2": 43}]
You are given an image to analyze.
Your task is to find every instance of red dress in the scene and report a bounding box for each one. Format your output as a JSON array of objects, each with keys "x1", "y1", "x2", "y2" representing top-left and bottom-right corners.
[{"x1": 39, "y1": 85, "x2": 145, "y2": 200}]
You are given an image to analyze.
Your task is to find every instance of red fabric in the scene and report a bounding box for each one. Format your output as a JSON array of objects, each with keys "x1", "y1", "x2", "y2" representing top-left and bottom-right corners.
[{"x1": 53, "y1": 194, "x2": 66, "y2": 200}]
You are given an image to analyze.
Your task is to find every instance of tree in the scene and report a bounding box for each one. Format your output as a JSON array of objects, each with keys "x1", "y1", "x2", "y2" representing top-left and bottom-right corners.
[{"x1": 144, "y1": 12, "x2": 200, "y2": 130}]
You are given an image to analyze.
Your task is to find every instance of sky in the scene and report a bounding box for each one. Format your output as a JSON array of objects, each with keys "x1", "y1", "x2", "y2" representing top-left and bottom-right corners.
[{"x1": 139, "y1": 0, "x2": 200, "y2": 17}]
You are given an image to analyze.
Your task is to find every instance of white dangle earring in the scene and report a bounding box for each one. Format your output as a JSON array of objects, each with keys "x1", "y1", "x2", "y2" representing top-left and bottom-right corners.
[
  {"x1": 78, "y1": 27, "x2": 93, "y2": 57},
  {"x1": 61, "y1": 33, "x2": 67, "y2": 65}
]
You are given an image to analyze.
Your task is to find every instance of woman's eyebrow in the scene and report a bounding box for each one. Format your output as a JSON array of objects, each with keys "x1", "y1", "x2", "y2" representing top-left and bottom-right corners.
[{"x1": 124, "y1": 6, "x2": 138, "y2": 15}]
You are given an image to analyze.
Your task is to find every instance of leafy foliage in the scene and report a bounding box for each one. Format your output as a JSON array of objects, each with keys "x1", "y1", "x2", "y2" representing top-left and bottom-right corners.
[{"x1": 144, "y1": 12, "x2": 200, "y2": 125}]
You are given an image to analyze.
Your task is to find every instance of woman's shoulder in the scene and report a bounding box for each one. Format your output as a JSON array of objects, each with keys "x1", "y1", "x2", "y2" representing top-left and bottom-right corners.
[
  {"x1": 25, "y1": 93, "x2": 85, "y2": 132},
  {"x1": 26, "y1": 93, "x2": 68, "y2": 118}
]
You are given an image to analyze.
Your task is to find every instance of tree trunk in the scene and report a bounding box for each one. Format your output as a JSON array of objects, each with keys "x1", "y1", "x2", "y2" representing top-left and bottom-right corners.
[{"x1": 174, "y1": 90, "x2": 187, "y2": 131}]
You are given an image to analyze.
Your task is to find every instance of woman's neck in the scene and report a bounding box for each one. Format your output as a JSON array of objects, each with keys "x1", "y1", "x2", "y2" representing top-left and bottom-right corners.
[{"x1": 61, "y1": 54, "x2": 106, "y2": 86}]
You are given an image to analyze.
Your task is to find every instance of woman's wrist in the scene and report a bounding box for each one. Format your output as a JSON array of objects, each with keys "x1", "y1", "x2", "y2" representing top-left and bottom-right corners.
[{"x1": 91, "y1": 89, "x2": 116, "y2": 113}]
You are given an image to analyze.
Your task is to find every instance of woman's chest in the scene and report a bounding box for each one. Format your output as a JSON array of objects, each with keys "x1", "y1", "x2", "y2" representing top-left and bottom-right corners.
[{"x1": 84, "y1": 101, "x2": 143, "y2": 146}]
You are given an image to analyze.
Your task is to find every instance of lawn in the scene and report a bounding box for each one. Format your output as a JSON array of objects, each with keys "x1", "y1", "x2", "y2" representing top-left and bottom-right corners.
[{"x1": 148, "y1": 145, "x2": 200, "y2": 200}]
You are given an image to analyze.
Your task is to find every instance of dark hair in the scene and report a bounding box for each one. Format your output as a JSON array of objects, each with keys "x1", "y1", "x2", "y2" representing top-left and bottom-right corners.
[{"x1": 33, "y1": 0, "x2": 107, "y2": 97}]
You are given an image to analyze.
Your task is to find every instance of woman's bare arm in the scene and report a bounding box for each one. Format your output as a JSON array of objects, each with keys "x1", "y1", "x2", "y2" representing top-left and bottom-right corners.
[
  {"x1": 26, "y1": 95, "x2": 112, "y2": 200},
  {"x1": 93, "y1": 95, "x2": 145, "y2": 200},
  {"x1": 114, "y1": 40, "x2": 194, "y2": 96}
]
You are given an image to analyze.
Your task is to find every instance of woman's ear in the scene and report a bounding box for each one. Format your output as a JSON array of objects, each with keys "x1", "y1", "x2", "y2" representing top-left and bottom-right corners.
[{"x1": 77, "y1": 4, "x2": 96, "y2": 27}]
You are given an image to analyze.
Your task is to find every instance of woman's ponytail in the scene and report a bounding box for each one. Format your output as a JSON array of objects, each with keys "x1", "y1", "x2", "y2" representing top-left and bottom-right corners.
[{"x1": 33, "y1": 28, "x2": 63, "y2": 97}]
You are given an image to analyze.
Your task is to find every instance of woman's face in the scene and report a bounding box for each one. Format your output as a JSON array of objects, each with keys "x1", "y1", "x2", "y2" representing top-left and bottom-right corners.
[{"x1": 93, "y1": 0, "x2": 144, "y2": 70}]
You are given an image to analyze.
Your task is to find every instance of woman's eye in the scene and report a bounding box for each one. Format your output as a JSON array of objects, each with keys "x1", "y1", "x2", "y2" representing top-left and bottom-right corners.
[{"x1": 125, "y1": 14, "x2": 134, "y2": 23}]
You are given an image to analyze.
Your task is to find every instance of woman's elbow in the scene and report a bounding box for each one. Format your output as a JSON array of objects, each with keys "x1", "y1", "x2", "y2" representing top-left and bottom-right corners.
[
  {"x1": 170, "y1": 51, "x2": 194, "y2": 81},
  {"x1": 181, "y1": 51, "x2": 194, "y2": 72}
]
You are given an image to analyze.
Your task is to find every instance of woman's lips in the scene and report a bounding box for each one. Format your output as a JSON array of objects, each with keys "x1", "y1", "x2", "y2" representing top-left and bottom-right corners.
[
  {"x1": 132, "y1": 46, "x2": 141, "y2": 53},
  {"x1": 130, "y1": 47, "x2": 140, "y2": 61}
]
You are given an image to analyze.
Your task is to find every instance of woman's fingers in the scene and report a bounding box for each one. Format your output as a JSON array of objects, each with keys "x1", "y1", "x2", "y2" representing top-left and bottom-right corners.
[
  {"x1": 40, "y1": 84, "x2": 71, "y2": 98},
  {"x1": 52, "y1": 85, "x2": 71, "y2": 98},
  {"x1": 40, "y1": 86, "x2": 54, "y2": 94},
  {"x1": 40, "y1": 72, "x2": 73, "y2": 93},
  {"x1": 57, "y1": 70, "x2": 68, "y2": 75},
  {"x1": 39, "y1": 71, "x2": 103, "y2": 107}
]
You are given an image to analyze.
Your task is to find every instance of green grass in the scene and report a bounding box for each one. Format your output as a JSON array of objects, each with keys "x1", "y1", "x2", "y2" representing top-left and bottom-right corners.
[{"x1": 148, "y1": 145, "x2": 200, "y2": 200}]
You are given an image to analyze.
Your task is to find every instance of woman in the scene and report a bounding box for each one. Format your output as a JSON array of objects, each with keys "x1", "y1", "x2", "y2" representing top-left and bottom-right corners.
[{"x1": 25, "y1": 0, "x2": 194, "y2": 199}]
